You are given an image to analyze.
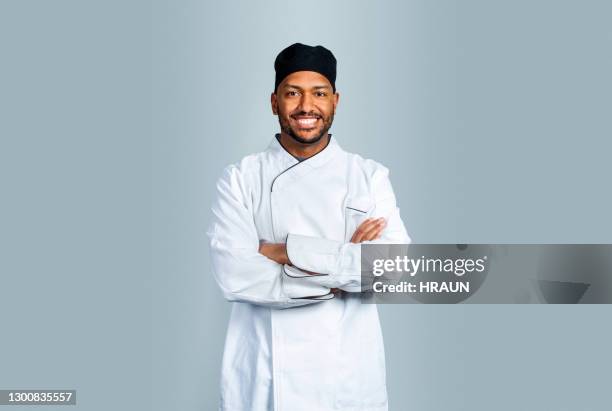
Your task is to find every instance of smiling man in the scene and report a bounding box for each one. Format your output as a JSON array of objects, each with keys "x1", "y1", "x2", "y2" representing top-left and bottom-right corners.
[{"x1": 207, "y1": 43, "x2": 411, "y2": 411}]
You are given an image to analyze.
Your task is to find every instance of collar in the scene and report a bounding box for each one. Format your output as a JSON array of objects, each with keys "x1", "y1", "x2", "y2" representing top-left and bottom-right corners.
[{"x1": 267, "y1": 133, "x2": 342, "y2": 169}]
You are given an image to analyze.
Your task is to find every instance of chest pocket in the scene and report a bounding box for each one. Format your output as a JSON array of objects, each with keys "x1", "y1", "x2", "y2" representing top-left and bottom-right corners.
[{"x1": 344, "y1": 195, "x2": 375, "y2": 242}]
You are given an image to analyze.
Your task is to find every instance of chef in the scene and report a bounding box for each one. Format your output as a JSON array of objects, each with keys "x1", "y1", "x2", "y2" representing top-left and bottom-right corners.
[{"x1": 207, "y1": 43, "x2": 411, "y2": 411}]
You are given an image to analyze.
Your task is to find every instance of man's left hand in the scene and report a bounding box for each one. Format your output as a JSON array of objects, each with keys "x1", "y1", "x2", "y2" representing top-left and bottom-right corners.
[{"x1": 258, "y1": 242, "x2": 290, "y2": 265}]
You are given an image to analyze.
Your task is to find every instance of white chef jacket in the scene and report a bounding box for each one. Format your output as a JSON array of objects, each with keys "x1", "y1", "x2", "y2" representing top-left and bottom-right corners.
[{"x1": 207, "y1": 134, "x2": 411, "y2": 411}]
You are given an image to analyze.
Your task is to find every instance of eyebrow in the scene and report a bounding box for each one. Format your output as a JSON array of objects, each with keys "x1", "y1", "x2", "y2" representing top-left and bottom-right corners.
[{"x1": 283, "y1": 84, "x2": 332, "y2": 91}]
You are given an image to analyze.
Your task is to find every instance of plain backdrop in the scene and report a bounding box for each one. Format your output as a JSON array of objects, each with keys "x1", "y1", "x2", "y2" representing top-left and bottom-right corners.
[{"x1": 1, "y1": 1, "x2": 611, "y2": 410}]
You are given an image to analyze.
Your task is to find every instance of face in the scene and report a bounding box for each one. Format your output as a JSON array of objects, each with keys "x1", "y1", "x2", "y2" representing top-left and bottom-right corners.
[{"x1": 271, "y1": 71, "x2": 339, "y2": 145}]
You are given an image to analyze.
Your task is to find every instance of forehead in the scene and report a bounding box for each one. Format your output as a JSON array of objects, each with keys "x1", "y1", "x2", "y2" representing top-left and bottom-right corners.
[{"x1": 279, "y1": 71, "x2": 332, "y2": 89}]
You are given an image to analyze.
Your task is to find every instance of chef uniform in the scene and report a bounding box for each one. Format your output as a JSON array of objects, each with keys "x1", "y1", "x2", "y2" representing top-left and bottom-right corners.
[{"x1": 206, "y1": 43, "x2": 411, "y2": 411}]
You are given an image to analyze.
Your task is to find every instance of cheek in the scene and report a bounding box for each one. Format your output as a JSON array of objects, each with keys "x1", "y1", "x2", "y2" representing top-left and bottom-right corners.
[
  {"x1": 277, "y1": 103, "x2": 294, "y2": 117},
  {"x1": 321, "y1": 107, "x2": 335, "y2": 120},
  {"x1": 320, "y1": 100, "x2": 335, "y2": 114}
]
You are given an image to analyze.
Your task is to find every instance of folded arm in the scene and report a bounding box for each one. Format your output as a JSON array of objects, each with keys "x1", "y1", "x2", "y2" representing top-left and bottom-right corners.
[
  {"x1": 207, "y1": 166, "x2": 333, "y2": 309},
  {"x1": 282, "y1": 167, "x2": 411, "y2": 292}
]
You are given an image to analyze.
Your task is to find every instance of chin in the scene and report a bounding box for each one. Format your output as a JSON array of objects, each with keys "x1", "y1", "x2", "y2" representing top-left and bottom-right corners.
[
  {"x1": 296, "y1": 129, "x2": 325, "y2": 140},
  {"x1": 298, "y1": 133, "x2": 319, "y2": 140}
]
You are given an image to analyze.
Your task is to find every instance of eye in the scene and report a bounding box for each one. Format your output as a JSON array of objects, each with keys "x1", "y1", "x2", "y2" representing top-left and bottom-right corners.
[
  {"x1": 286, "y1": 90, "x2": 300, "y2": 97},
  {"x1": 315, "y1": 91, "x2": 327, "y2": 97}
]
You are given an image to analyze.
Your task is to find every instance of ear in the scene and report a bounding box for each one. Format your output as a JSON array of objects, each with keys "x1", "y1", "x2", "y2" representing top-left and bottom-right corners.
[
  {"x1": 333, "y1": 92, "x2": 340, "y2": 111},
  {"x1": 271, "y1": 92, "x2": 278, "y2": 115}
]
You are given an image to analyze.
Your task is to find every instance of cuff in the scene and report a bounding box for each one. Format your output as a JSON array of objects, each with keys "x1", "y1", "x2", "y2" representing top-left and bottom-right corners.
[
  {"x1": 281, "y1": 267, "x2": 333, "y2": 300},
  {"x1": 286, "y1": 233, "x2": 342, "y2": 274}
]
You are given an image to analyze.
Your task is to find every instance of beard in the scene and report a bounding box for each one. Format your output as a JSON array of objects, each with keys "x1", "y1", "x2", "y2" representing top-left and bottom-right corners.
[{"x1": 278, "y1": 109, "x2": 335, "y2": 145}]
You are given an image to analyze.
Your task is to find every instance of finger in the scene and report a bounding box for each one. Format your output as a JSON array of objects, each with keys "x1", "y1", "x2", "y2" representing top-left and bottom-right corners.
[
  {"x1": 351, "y1": 218, "x2": 374, "y2": 243},
  {"x1": 352, "y1": 218, "x2": 385, "y2": 243},
  {"x1": 351, "y1": 218, "x2": 382, "y2": 243},
  {"x1": 361, "y1": 225, "x2": 382, "y2": 242},
  {"x1": 360, "y1": 218, "x2": 386, "y2": 242},
  {"x1": 362, "y1": 226, "x2": 382, "y2": 242},
  {"x1": 352, "y1": 219, "x2": 375, "y2": 243}
]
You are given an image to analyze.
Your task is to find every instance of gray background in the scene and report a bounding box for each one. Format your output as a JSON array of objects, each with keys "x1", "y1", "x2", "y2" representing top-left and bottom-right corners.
[{"x1": 2, "y1": 0, "x2": 611, "y2": 410}]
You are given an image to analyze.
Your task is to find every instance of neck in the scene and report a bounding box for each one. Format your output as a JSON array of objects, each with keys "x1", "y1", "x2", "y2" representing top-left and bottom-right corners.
[{"x1": 279, "y1": 132, "x2": 330, "y2": 159}]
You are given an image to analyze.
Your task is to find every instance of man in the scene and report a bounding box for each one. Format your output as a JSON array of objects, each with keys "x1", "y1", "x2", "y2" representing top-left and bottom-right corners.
[{"x1": 207, "y1": 43, "x2": 411, "y2": 411}]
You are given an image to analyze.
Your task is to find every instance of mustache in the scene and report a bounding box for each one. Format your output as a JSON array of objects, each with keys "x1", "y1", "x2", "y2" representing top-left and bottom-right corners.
[{"x1": 290, "y1": 111, "x2": 322, "y2": 118}]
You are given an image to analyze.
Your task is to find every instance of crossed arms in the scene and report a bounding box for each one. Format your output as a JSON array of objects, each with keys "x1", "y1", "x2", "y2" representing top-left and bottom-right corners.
[
  {"x1": 207, "y1": 164, "x2": 410, "y2": 309},
  {"x1": 258, "y1": 217, "x2": 387, "y2": 265}
]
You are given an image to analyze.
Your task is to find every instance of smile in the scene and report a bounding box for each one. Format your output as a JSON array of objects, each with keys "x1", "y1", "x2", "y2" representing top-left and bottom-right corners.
[{"x1": 293, "y1": 117, "x2": 320, "y2": 128}]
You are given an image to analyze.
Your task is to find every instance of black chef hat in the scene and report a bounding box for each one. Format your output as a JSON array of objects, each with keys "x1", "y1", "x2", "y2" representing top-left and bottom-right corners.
[{"x1": 274, "y1": 43, "x2": 337, "y2": 93}]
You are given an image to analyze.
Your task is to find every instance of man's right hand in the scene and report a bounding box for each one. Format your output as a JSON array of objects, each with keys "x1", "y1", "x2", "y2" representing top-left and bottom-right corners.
[{"x1": 350, "y1": 217, "x2": 386, "y2": 243}]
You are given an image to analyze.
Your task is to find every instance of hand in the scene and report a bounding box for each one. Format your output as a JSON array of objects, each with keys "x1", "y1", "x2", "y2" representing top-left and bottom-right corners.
[
  {"x1": 350, "y1": 217, "x2": 386, "y2": 243},
  {"x1": 258, "y1": 242, "x2": 290, "y2": 265}
]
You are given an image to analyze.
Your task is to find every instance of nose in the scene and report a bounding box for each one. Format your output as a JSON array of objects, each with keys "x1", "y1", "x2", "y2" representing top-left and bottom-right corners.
[{"x1": 297, "y1": 92, "x2": 314, "y2": 113}]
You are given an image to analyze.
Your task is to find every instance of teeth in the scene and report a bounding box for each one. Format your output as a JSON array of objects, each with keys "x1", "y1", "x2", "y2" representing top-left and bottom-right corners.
[{"x1": 296, "y1": 118, "x2": 318, "y2": 127}]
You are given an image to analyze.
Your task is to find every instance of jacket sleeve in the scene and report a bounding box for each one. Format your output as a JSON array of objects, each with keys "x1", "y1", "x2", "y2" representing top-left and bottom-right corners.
[
  {"x1": 284, "y1": 166, "x2": 411, "y2": 292},
  {"x1": 207, "y1": 165, "x2": 333, "y2": 308}
]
